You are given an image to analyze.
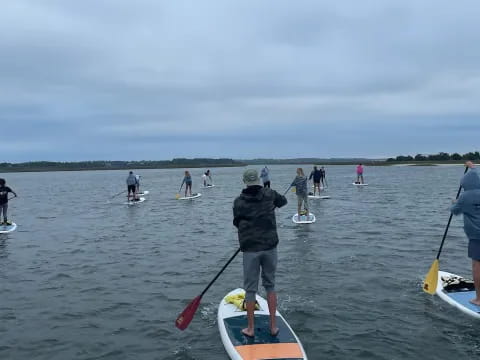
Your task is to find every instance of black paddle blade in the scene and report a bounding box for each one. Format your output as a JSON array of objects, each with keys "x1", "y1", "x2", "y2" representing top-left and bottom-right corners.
[{"x1": 175, "y1": 295, "x2": 202, "y2": 331}]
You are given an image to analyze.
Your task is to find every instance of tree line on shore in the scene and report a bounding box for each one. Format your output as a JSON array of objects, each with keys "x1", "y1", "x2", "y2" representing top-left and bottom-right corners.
[
  {"x1": 0, "y1": 158, "x2": 246, "y2": 172},
  {"x1": 387, "y1": 151, "x2": 480, "y2": 162}
]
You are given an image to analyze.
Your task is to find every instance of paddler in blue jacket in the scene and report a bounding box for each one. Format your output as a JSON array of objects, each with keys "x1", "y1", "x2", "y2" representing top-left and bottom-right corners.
[{"x1": 451, "y1": 161, "x2": 480, "y2": 306}]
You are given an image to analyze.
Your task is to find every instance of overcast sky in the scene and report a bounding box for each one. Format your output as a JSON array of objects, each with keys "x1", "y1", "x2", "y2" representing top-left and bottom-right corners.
[{"x1": 1, "y1": 1, "x2": 480, "y2": 162}]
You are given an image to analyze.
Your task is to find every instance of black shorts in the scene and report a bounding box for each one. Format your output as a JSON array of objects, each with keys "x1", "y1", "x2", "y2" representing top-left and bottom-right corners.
[{"x1": 128, "y1": 185, "x2": 136, "y2": 193}]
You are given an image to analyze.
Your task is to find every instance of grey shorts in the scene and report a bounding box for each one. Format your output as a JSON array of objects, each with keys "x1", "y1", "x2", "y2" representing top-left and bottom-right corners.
[
  {"x1": 297, "y1": 194, "x2": 308, "y2": 208},
  {"x1": 243, "y1": 247, "x2": 277, "y2": 302},
  {"x1": 468, "y1": 240, "x2": 480, "y2": 261}
]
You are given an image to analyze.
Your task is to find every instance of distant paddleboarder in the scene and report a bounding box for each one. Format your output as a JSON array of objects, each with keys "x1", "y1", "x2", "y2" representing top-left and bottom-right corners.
[
  {"x1": 135, "y1": 174, "x2": 141, "y2": 193},
  {"x1": 260, "y1": 166, "x2": 270, "y2": 188},
  {"x1": 181, "y1": 171, "x2": 193, "y2": 197},
  {"x1": 126, "y1": 171, "x2": 139, "y2": 201},
  {"x1": 451, "y1": 161, "x2": 480, "y2": 306},
  {"x1": 233, "y1": 169, "x2": 287, "y2": 337},
  {"x1": 355, "y1": 164, "x2": 364, "y2": 184},
  {"x1": 202, "y1": 170, "x2": 213, "y2": 187},
  {"x1": 291, "y1": 168, "x2": 309, "y2": 219},
  {"x1": 0, "y1": 178, "x2": 17, "y2": 225},
  {"x1": 309, "y1": 166, "x2": 322, "y2": 196},
  {"x1": 321, "y1": 166, "x2": 327, "y2": 187}
]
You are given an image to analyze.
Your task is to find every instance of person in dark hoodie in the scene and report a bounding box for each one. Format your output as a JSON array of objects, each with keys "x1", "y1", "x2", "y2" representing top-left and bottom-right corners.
[
  {"x1": 233, "y1": 169, "x2": 287, "y2": 338},
  {"x1": 451, "y1": 161, "x2": 480, "y2": 306},
  {"x1": 0, "y1": 178, "x2": 17, "y2": 225},
  {"x1": 309, "y1": 166, "x2": 322, "y2": 196}
]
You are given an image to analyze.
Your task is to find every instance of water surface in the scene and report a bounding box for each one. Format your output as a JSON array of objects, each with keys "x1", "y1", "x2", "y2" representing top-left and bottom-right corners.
[{"x1": 0, "y1": 165, "x2": 478, "y2": 359}]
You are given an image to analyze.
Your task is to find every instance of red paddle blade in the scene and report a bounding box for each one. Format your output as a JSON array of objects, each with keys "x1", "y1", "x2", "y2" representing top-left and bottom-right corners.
[{"x1": 175, "y1": 295, "x2": 202, "y2": 330}]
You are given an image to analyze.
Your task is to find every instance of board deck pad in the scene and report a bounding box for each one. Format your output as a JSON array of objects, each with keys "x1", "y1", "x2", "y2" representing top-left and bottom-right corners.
[
  {"x1": 218, "y1": 289, "x2": 307, "y2": 359},
  {"x1": 436, "y1": 271, "x2": 480, "y2": 319},
  {"x1": 224, "y1": 315, "x2": 298, "y2": 346},
  {"x1": 445, "y1": 291, "x2": 480, "y2": 313}
]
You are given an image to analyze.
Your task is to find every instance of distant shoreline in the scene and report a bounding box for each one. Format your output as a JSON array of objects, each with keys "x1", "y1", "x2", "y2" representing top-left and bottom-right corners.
[{"x1": 0, "y1": 159, "x2": 470, "y2": 173}]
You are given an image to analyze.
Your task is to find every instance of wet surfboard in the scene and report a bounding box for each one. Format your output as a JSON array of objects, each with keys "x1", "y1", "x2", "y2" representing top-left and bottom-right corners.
[
  {"x1": 436, "y1": 271, "x2": 480, "y2": 319},
  {"x1": 218, "y1": 288, "x2": 308, "y2": 360},
  {"x1": 352, "y1": 183, "x2": 368, "y2": 186},
  {"x1": 137, "y1": 190, "x2": 149, "y2": 196},
  {"x1": 178, "y1": 193, "x2": 202, "y2": 200},
  {"x1": 308, "y1": 195, "x2": 330, "y2": 199},
  {"x1": 0, "y1": 222, "x2": 17, "y2": 233},
  {"x1": 125, "y1": 197, "x2": 145, "y2": 205},
  {"x1": 292, "y1": 213, "x2": 316, "y2": 224}
]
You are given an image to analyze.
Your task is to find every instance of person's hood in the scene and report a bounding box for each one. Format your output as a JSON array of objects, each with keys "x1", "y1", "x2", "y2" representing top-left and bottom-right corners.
[
  {"x1": 240, "y1": 185, "x2": 264, "y2": 201},
  {"x1": 461, "y1": 170, "x2": 480, "y2": 191}
]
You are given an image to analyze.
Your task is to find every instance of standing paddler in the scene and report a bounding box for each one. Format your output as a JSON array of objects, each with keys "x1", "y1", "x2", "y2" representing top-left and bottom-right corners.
[
  {"x1": 451, "y1": 161, "x2": 480, "y2": 306},
  {"x1": 233, "y1": 169, "x2": 287, "y2": 337}
]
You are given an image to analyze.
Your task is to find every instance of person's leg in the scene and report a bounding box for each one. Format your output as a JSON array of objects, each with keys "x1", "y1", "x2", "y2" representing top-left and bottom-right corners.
[
  {"x1": 468, "y1": 240, "x2": 480, "y2": 305},
  {"x1": 260, "y1": 248, "x2": 278, "y2": 335},
  {"x1": 0, "y1": 203, "x2": 4, "y2": 224},
  {"x1": 304, "y1": 195, "x2": 309, "y2": 215},
  {"x1": 360, "y1": 175, "x2": 364, "y2": 184},
  {"x1": 3, "y1": 203, "x2": 7, "y2": 223},
  {"x1": 297, "y1": 196, "x2": 302, "y2": 218},
  {"x1": 472, "y1": 259, "x2": 480, "y2": 305},
  {"x1": 243, "y1": 252, "x2": 261, "y2": 337}
]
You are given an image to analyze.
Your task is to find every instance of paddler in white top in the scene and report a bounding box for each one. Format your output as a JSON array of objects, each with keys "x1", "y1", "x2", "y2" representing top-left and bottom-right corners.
[
  {"x1": 202, "y1": 170, "x2": 213, "y2": 187},
  {"x1": 135, "y1": 174, "x2": 141, "y2": 193}
]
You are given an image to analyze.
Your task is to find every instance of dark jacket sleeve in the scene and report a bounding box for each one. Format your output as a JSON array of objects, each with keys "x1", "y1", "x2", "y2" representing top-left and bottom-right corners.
[
  {"x1": 273, "y1": 191, "x2": 287, "y2": 209},
  {"x1": 233, "y1": 198, "x2": 241, "y2": 228}
]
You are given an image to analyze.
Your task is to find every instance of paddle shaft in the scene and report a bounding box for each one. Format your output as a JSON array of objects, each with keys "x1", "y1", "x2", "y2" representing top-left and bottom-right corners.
[
  {"x1": 111, "y1": 190, "x2": 126, "y2": 198},
  {"x1": 200, "y1": 248, "x2": 241, "y2": 297},
  {"x1": 435, "y1": 166, "x2": 469, "y2": 259},
  {"x1": 283, "y1": 185, "x2": 292, "y2": 196}
]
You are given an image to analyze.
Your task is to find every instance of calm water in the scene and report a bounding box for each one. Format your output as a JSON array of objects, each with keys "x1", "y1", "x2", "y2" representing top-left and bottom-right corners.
[{"x1": 1, "y1": 165, "x2": 479, "y2": 360}]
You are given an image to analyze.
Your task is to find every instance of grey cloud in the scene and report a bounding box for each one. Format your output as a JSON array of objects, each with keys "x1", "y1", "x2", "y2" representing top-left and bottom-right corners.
[{"x1": 1, "y1": 1, "x2": 480, "y2": 161}]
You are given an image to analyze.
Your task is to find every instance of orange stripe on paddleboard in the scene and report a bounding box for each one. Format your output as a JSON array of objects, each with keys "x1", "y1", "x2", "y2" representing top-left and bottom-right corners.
[{"x1": 235, "y1": 343, "x2": 303, "y2": 359}]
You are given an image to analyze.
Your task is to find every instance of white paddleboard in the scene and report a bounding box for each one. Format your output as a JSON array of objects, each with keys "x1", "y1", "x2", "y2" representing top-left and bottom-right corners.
[
  {"x1": 125, "y1": 197, "x2": 145, "y2": 205},
  {"x1": 308, "y1": 195, "x2": 330, "y2": 199},
  {"x1": 137, "y1": 190, "x2": 149, "y2": 196},
  {"x1": 178, "y1": 193, "x2": 202, "y2": 200},
  {"x1": 203, "y1": 184, "x2": 216, "y2": 188},
  {"x1": 0, "y1": 222, "x2": 17, "y2": 234},
  {"x1": 436, "y1": 271, "x2": 480, "y2": 319},
  {"x1": 292, "y1": 213, "x2": 316, "y2": 224},
  {"x1": 352, "y1": 183, "x2": 368, "y2": 186},
  {"x1": 218, "y1": 288, "x2": 308, "y2": 360}
]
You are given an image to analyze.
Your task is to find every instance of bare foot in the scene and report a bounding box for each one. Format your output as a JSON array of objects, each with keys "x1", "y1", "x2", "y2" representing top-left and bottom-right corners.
[
  {"x1": 270, "y1": 327, "x2": 279, "y2": 336},
  {"x1": 241, "y1": 328, "x2": 254, "y2": 337},
  {"x1": 469, "y1": 298, "x2": 480, "y2": 306}
]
